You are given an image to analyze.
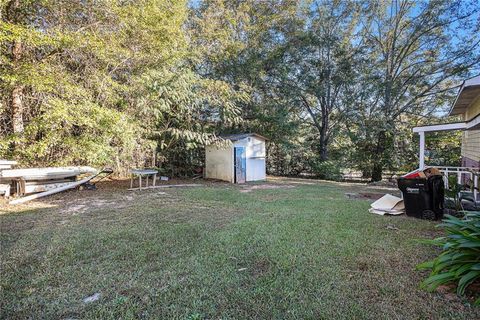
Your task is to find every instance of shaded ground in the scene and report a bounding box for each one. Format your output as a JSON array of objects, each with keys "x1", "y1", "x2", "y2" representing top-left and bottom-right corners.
[{"x1": 1, "y1": 177, "x2": 478, "y2": 319}]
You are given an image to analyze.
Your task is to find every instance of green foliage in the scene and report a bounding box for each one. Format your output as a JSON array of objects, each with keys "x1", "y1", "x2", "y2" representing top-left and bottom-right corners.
[
  {"x1": 266, "y1": 136, "x2": 314, "y2": 176},
  {"x1": 1, "y1": 0, "x2": 478, "y2": 178},
  {"x1": 310, "y1": 160, "x2": 343, "y2": 181},
  {"x1": 2, "y1": 99, "x2": 137, "y2": 167},
  {"x1": 192, "y1": 0, "x2": 479, "y2": 180},
  {"x1": 426, "y1": 131, "x2": 462, "y2": 167},
  {"x1": 0, "y1": 0, "x2": 245, "y2": 174},
  {"x1": 1, "y1": 1, "x2": 180, "y2": 168},
  {"x1": 417, "y1": 212, "x2": 480, "y2": 305},
  {"x1": 445, "y1": 176, "x2": 464, "y2": 212}
]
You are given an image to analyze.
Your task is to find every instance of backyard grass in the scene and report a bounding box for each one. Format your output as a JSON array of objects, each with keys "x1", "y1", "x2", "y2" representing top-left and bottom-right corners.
[{"x1": 1, "y1": 178, "x2": 478, "y2": 319}]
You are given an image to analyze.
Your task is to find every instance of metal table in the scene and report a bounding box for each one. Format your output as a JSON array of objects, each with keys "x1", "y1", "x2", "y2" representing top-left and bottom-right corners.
[{"x1": 130, "y1": 169, "x2": 158, "y2": 190}]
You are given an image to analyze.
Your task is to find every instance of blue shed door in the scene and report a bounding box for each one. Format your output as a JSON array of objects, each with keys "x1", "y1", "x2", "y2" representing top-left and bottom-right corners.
[{"x1": 234, "y1": 147, "x2": 246, "y2": 184}]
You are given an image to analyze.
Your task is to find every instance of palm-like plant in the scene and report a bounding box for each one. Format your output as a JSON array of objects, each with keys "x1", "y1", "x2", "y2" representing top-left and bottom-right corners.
[{"x1": 417, "y1": 212, "x2": 480, "y2": 304}]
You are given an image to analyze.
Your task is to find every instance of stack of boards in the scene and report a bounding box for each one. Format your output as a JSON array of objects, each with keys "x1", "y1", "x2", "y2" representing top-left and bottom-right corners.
[
  {"x1": 0, "y1": 166, "x2": 97, "y2": 195},
  {"x1": 369, "y1": 194, "x2": 405, "y2": 215},
  {"x1": 0, "y1": 161, "x2": 98, "y2": 204},
  {"x1": 0, "y1": 160, "x2": 17, "y2": 197}
]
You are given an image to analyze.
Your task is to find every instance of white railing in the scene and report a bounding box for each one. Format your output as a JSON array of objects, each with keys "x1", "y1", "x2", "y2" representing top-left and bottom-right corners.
[{"x1": 434, "y1": 166, "x2": 479, "y2": 202}]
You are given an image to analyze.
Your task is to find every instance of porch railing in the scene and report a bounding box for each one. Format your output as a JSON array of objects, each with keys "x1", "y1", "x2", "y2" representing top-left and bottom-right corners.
[{"x1": 433, "y1": 166, "x2": 479, "y2": 202}]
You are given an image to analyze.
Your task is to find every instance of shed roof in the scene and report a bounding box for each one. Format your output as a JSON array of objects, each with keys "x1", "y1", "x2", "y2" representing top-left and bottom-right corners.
[
  {"x1": 449, "y1": 75, "x2": 480, "y2": 116},
  {"x1": 220, "y1": 133, "x2": 268, "y2": 141}
]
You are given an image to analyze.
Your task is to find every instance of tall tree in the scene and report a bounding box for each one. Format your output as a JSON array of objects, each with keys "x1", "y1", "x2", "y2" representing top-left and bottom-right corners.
[
  {"x1": 3, "y1": 0, "x2": 24, "y2": 136},
  {"x1": 260, "y1": 0, "x2": 363, "y2": 162},
  {"x1": 362, "y1": 0, "x2": 480, "y2": 181},
  {"x1": 190, "y1": 0, "x2": 309, "y2": 175}
]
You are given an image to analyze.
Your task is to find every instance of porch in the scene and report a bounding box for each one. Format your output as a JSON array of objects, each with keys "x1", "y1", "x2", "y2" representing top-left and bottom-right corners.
[{"x1": 413, "y1": 120, "x2": 480, "y2": 203}]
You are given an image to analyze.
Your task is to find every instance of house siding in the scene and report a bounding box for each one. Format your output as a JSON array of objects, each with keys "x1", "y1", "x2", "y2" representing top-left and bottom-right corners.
[
  {"x1": 461, "y1": 129, "x2": 480, "y2": 163},
  {"x1": 465, "y1": 95, "x2": 480, "y2": 121},
  {"x1": 462, "y1": 156, "x2": 479, "y2": 168},
  {"x1": 461, "y1": 94, "x2": 480, "y2": 164}
]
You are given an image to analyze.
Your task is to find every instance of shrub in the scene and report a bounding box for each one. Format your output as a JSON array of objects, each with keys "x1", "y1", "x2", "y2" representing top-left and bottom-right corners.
[
  {"x1": 310, "y1": 160, "x2": 343, "y2": 181},
  {"x1": 417, "y1": 212, "x2": 480, "y2": 305}
]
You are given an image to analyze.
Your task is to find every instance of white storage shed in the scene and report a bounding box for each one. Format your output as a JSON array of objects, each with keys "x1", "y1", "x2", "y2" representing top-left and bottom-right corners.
[{"x1": 205, "y1": 133, "x2": 267, "y2": 183}]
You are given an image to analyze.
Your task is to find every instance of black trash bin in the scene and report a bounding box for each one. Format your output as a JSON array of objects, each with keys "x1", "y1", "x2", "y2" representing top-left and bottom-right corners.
[{"x1": 397, "y1": 175, "x2": 445, "y2": 220}]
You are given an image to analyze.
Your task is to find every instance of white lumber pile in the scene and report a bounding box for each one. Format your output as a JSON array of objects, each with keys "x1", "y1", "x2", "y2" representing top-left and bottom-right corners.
[
  {"x1": 0, "y1": 166, "x2": 97, "y2": 180},
  {"x1": 0, "y1": 160, "x2": 17, "y2": 170},
  {"x1": 0, "y1": 184, "x2": 11, "y2": 198},
  {"x1": 9, "y1": 175, "x2": 96, "y2": 205},
  {"x1": 369, "y1": 194, "x2": 405, "y2": 215}
]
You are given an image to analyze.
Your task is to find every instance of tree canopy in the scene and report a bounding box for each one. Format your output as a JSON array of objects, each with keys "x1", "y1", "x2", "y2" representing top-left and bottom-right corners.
[{"x1": 1, "y1": 0, "x2": 479, "y2": 179}]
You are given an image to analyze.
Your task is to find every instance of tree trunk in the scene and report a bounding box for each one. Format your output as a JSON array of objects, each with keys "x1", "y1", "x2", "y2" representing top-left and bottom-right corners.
[
  {"x1": 318, "y1": 103, "x2": 329, "y2": 162},
  {"x1": 362, "y1": 169, "x2": 371, "y2": 179},
  {"x1": 319, "y1": 124, "x2": 328, "y2": 161},
  {"x1": 300, "y1": 96, "x2": 330, "y2": 162},
  {"x1": 7, "y1": 0, "x2": 25, "y2": 135},
  {"x1": 11, "y1": 83, "x2": 24, "y2": 134},
  {"x1": 371, "y1": 130, "x2": 386, "y2": 182},
  {"x1": 371, "y1": 161, "x2": 383, "y2": 182}
]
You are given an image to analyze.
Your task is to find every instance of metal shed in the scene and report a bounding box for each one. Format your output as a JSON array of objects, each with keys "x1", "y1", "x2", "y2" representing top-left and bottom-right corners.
[{"x1": 205, "y1": 133, "x2": 267, "y2": 183}]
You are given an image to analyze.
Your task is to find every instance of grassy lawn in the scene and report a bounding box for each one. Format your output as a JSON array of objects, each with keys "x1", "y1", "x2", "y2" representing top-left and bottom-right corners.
[{"x1": 1, "y1": 178, "x2": 478, "y2": 319}]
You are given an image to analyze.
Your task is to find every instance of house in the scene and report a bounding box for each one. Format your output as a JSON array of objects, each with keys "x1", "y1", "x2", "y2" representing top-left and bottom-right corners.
[
  {"x1": 413, "y1": 75, "x2": 480, "y2": 201},
  {"x1": 450, "y1": 76, "x2": 480, "y2": 168},
  {"x1": 205, "y1": 133, "x2": 267, "y2": 183}
]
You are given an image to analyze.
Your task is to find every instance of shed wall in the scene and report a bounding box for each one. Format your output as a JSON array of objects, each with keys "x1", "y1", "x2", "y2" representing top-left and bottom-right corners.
[
  {"x1": 233, "y1": 136, "x2": 266, "y2": 182},
  {"x1": 205, "y1": 145, "x2": 233, "y2": 182}
]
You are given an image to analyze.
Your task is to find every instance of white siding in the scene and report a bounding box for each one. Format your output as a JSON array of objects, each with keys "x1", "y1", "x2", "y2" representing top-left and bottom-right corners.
[
  {"x1": 246, "y1": 158, "x2": 266, "y2": 181},
  {"x1": 205, "y1": 145, "x2": 234, "y2": 183},
  {"x1": 462, "y1": 129, "x2": 480, "y2": 162},
  {"x1": 233, "y1": 136, "x2": 266, "y2": 182},
  {"x1": 461, "y1": 95, "x2": 480, "y2": 162},
  {"x1": 205, "y1": 135, "x2": 266, "y2": 183},
  {"x1": 248, "y1": 137, "x2": 266, "y2": 158}
]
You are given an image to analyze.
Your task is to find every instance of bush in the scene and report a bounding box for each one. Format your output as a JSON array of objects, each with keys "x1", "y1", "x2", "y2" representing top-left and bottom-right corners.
[
  {"x1": 417, "y1": 212, "x2": 480, "y2": 305},
  {"x1": 310, "y1": 160, "x2": 343, "y2": 181}
]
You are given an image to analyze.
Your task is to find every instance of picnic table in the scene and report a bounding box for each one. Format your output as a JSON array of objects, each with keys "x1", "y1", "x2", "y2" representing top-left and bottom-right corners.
[{"x1": 130, "y1": 169, "x2": 158, "y2": 190}]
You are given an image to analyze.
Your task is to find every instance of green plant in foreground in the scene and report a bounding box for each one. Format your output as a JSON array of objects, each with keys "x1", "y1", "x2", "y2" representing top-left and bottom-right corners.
[
  {"x1": 417, "y1": 212, "x2": 480, "y2": 304},
  {"x1": 445, "y1": 176, "x2": 464, "y2": 212}
]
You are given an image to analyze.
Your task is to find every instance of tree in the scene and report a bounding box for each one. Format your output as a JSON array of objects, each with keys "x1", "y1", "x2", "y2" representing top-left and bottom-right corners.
[
  {"x1": 3, "y1": 0, "x2": 24, "y2": 136},
  {"x1": 362, "y1": 0, "x2": 480, "y2": 181},
  {"x1": 1, "y1": 0, "x2": 161, "y2": 166},
  {"x1": 0, "y1": 0, "x2": 244, "y2": 173},
  {"x1": 2, "y1": 0, "x2": 477, "y2": 180},
  {"x1": 239, "y1": 0, "x2": 362, "y2": 163}
]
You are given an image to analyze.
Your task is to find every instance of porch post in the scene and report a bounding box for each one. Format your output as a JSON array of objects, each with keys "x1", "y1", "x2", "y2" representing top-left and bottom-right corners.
[{"x1": 419, "y1": 131, "x2": 425, "y2": 170}]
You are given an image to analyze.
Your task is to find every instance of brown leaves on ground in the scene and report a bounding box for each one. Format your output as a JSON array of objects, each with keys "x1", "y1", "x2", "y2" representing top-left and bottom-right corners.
[{"x1": 239, "y1": 184, "x2": 295, "y2": 193}]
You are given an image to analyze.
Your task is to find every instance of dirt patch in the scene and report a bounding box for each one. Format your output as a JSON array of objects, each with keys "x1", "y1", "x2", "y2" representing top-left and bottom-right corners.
[
  {"x1": 252, "y1": 259, "x2": 271, "y2": 278},
  {"x1": 355, "y1": 256, "x2": 373, "y2": 271},
  {"x1": 63, "y1": 198, "x2": 133, "y2": 215},
  {"x1": 67, "y1": 204, "x2": 88, "y2": 214},
  {"x1": 368, "y1": 180, "x2": 398, "y2": 188},
  {"x1": 345, "y1": 192, "x2": 386, "y2": 200},
  {"x1": 0, "y1": 178, "x2": 208, "y2": 215},
  {"x1": 239, "y1": 184, "x2": 296, "y2": 193}
]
